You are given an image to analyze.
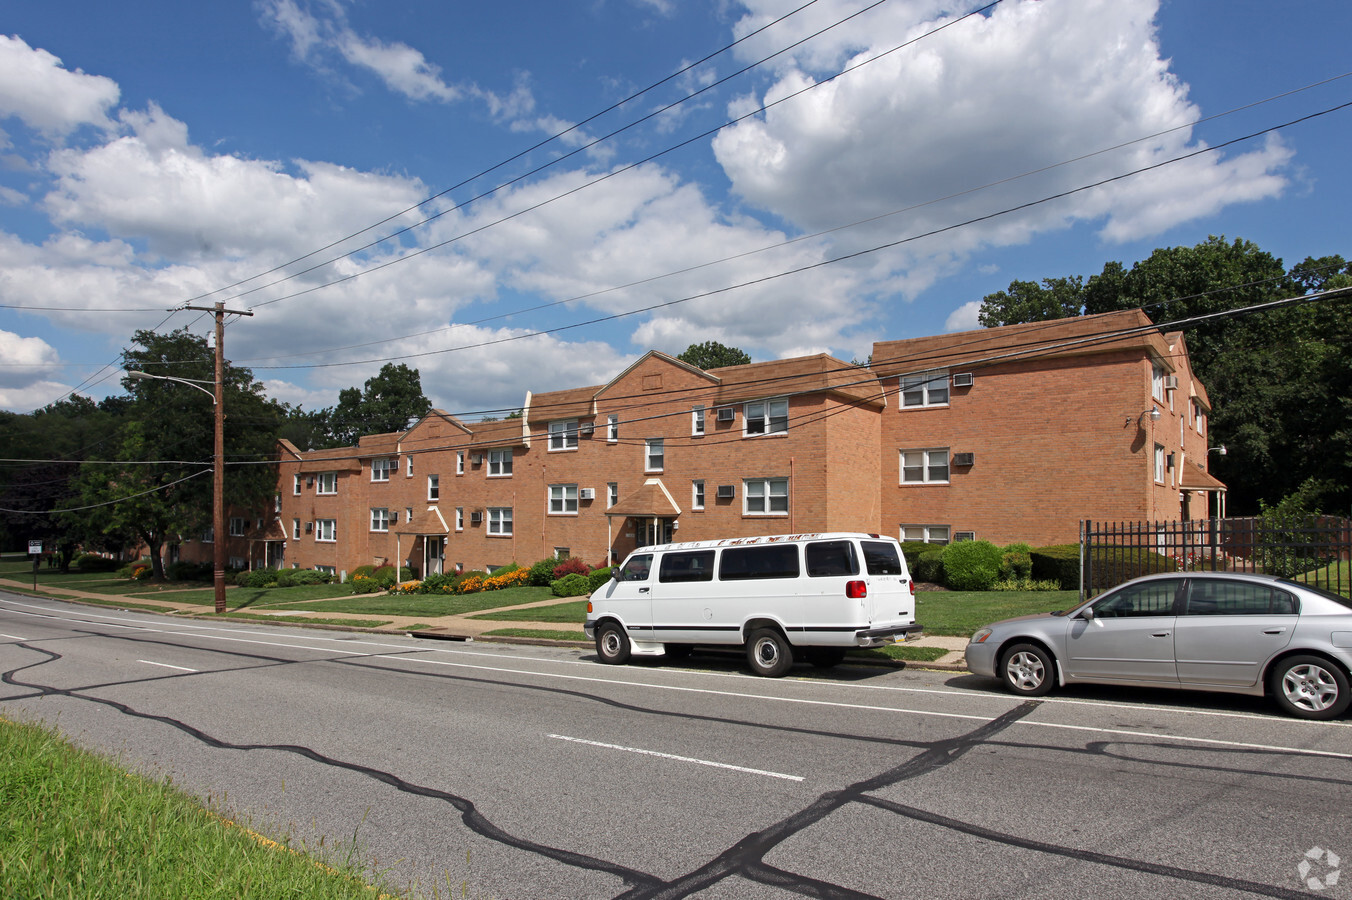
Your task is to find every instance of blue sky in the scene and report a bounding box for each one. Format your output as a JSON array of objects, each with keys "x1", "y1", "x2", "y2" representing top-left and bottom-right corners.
[{"x1": 1, "y1": 0, "x2": 1348, "y2": 418}]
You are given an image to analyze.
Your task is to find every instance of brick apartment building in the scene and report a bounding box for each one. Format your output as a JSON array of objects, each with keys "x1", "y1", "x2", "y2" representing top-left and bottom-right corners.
[{"x1": 190, "y1": 308, "x2": 1225, "y2": 579}]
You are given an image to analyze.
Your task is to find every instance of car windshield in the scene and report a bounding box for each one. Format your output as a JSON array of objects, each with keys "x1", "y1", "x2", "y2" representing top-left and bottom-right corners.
[{"x1": 1279, "y1": 580, "x2": 1352, "y2": 609}]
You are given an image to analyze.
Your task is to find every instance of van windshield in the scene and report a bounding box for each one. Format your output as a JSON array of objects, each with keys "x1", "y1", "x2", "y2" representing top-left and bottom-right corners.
[{"x1": 862, "y1": 541, "x2": 906, "y2": 576}]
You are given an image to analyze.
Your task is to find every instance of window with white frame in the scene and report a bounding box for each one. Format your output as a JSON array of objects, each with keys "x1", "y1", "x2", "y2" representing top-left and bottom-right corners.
[
  {"x1": 488, "y1": 448, "x2": 513, "y2": 476},
  {"x1": 549, "y1": 484, "x2": 579, "y2": 515},
  {"x1": 427, "y1": 474, "x2": 440, "y2": 501},
  {"x1": 1194, "y1": 401, "x2": 1205, "y2": 435},
  {"x1": 406, "y1": 456, "x2": 413, "y2": 477},
  {"x1": 456, "y1": 451, "x2": 465, "y2": 475},
  {"x1": 316, "y1": 565, "x2": 336, "y2": 576},
  {"x1": 1151, "y1": 364, "x2": 1165, "y2": 402},
  {"x1": 293, "y1": 474, "x2": 301, "y2": 495},
  {"x1": 405, "y1": 507, "x2": 413, "y2": 522},
  {"x1": 1154, "y1": 444, "x2": 1166, "y2": 483},
  {"x1": 607, "y1": 482, "x2": 618, "y2": 508},
  {"x1": 901, "y1": 370, "x2": 949, "y2": 408},
  {"x1": 692, "y1": 480, "x2": 705, "y2": 510},
  {"x1": 487, "y1": 507, "x2": 513, "y2": 535},
  {"x1": 316, "y1": 519, "x2": 336, "y2": 542},
  {"x1": 455, "y1": 507, "x2": 464, "y2": 532},
  {"x1": 900, "y1": 449, "x2": 950, "y2": 484},
  {"x1": 317, "y1": 472, "x2": 337, "y2": 495},
  {"x1": 645, "y1": 439, "x2": 664, "y2": 472},
  {"x1": 744, "y1": 477, "x2": 788, "y2": 515},
  {"x1": 202, "y1": 527, "x2": 214, "y2": 543},
  {"x1": 229, "y1": 556, "x2": 246, "y2": 570},
  {"x1": 273, "y1": 494, "x2": 281, "y2": 513},
  {"x1": 691, "y1": 406, "x2": 705, "y2": 436},
  {"x1": 549, "y1": 419, "x2": 579, "y2": 451},
  {"x1": 371, "y1": 458, "x2": 392, "y2": 482},
  {"x1": 901, "y1": 525, "x2": 950, "y2": 545},
  {"x1": 607, "y1": 414, "x2": 619, "y2": 443},
  {"x1": 292, "y1": 518, "x2": 301, "y2": 540},
  {"x1": 229, "y1": 517, "x2": 246, "y2": 537},
  {"x1": 744, "y1": 398, "x2": 788, "y2": 436},
  {"x1": 370, "y1": 508, "x2": 389, "y2": 532}
]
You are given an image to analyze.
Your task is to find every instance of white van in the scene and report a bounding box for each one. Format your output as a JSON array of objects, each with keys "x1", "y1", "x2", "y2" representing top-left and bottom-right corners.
[{"x1": 583, "y1": 532, "x2": 922, "y2": 677}]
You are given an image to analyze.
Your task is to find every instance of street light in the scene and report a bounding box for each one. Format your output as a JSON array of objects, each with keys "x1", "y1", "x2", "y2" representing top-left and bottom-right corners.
[{"x1": 127, "y1": 368, "x2": 228, "y2": 614}]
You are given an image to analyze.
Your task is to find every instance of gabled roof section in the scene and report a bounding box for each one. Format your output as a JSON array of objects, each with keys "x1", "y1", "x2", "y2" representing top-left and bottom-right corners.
[
  {"x1": 355, "y1": 431, "x2": 402, "y2": 459},
  {"x1": 294, "y1": 445, "x2": 362, "y2": 473},
  {"x1": 470, "y1": 416, "x2": 529, "y2": 448},
  {"x1": 594, "y1": 351, "x2": 718, "y2": 401},
  {"x1": 870, "y1": 309, "x2": 1172, "y2": 379},
  {"x1": 528, "y1": 383, "x2": 602, "y2": 423},
  {"x1": 708, "y1": 353, "x2": 885, "y2": 408}
]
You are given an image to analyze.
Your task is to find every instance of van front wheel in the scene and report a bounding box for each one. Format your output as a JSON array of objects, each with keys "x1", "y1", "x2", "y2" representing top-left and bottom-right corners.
[
  {"x1": 746, "y1": 628, "x2": 793, "y2": 677},
  {"x1": 596, "y1": 622, "x2": 631, "y2": 665}
]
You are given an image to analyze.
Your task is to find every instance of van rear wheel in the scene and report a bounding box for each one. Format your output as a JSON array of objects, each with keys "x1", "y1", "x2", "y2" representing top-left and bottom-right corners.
[
  {"x1": 596, "y1": 622, "x2": 631, "y2": 665},
  {"x1": 746, "y1": 628, "x2": 793, "y2": 677}
]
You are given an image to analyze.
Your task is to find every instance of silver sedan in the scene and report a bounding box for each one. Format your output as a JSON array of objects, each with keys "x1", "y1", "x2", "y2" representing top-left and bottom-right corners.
[{"x1": 965, "y1": 571, "x2": 1352, "y2": 719}]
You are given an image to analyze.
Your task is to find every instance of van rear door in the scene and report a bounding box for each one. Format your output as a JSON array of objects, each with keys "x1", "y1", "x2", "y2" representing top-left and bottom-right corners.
[{"x1": 860, "y1": 539, "x2": 915, "y2": 629}]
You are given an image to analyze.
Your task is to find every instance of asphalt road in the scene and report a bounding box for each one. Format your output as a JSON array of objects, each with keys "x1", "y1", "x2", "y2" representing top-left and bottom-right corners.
[{"x1": 2, "y1": 592, "x2": 1349, "y2": 899}]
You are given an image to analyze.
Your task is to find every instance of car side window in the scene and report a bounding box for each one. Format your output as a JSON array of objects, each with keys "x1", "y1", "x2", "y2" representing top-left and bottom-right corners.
[
  {"x1": 620, "y1": 554, "x2": 653, "y2": 582},
  {"x1": 1092, "y1": 579, "x2": 1182, "y2": 618},
  {"x1": 1184, "y1": 579, "x2": 1299, "y2": 616}
]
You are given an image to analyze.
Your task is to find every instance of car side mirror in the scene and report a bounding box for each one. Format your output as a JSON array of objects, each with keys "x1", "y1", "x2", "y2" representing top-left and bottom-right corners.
[{"x1": 1079, "y1": 605, "x2": 1095, "y2": 621}]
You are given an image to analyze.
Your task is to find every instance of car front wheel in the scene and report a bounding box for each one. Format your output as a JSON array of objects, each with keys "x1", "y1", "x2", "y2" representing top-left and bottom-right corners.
[
  {"x1": 999, "y1": 643, "x2": 1055, "y2": 697},
  {"x1": 595, "y1": 622, "x2": 631, "y2": 665},
  {"x1": 1269, "y1": 655, "x2": 1350, "y2": 720}
]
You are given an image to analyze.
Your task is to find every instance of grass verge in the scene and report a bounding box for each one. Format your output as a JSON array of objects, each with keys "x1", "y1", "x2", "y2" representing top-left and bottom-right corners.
[
  {"x1": 0, "y1": 713, "x2": 395, "y2": 900},
  {"x1": 915, "y1": 590, "x2": 1078, "y2": 636},
  {"x1": 467, "y1": 599, "x2": 587, "y2": 623},
  {"x1": 480, "y1": 628, "x2": 588, "y2": 642}
]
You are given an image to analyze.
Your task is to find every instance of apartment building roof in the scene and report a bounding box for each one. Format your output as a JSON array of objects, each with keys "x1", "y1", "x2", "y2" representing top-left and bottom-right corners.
[
  {"x1": 608, "y1": 478, "x2": 682, "y2": 518},
  {"x1": 870, "y1": 308, "x2": 1174, "y2": 379},
  {"x1": 355, "y1": 432, "x2": 403, "y2": 459},
  {"x1": 707, "y1": 353, "x2": 885, "y2": 407}
]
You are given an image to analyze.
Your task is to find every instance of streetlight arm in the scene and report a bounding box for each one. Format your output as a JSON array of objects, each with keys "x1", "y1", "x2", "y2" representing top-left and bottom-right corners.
[{"x1": 126, "y1": 370, "x2": 217, "y2": 404}]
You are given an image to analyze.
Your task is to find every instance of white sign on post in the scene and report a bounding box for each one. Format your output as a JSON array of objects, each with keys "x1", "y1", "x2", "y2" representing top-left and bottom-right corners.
[{"x1": 28, "y1": 540, "x2": 43, "y2": 555}]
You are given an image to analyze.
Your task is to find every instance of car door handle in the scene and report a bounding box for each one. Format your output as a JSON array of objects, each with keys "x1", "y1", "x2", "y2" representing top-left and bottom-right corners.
[
  {"x1": 1151, "y1": 632, "x2": 1171, "y2": 638},
  {"x1": 1263, "y1": 628, "x2": 1286, "y2": 635}
]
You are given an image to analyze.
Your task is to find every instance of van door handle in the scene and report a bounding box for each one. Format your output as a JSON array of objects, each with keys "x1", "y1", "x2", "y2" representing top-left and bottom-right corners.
[{"x1": 638, "y1": 587, "x2": 649, "y2": 594}]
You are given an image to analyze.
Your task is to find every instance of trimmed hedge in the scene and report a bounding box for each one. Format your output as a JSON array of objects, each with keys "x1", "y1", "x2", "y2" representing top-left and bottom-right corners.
[
  {"x1": 551, "y1": 573, "x2": 592, "y2": 597},
  {"x1": 915, "y1": 549, "x2": 945, "y2": 585},
  {"x1": 940, "y1": 540, "x2": 1003, "y2": 591},
  {"x1": 1031, "y1": 544, "x2": 1080, "y2": 590},
  {"x1": 75, "y1": 554, "x2": 120, "y2": 572},
  {"x1": 587, "y1": 566, "x2": 615, "y2": 592}
]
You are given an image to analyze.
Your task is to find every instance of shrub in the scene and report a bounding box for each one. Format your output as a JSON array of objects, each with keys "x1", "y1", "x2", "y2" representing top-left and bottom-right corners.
[
  {"x1": 999, "y1": 543, "x2": 1033, "y2": 581},
  {"x1": 75, "y1": 554, "x2": 119, "y2": 572},
  {"x1": 587, "y1": 566, "x2": 615, "y2": 592},
  {"x1": 1031, "y1": 544, "x2": 1079, "y2": 589},
  {"x1": 242, "y1": 569, "x2": 278, "y2": 588},
  {"x1": 914, "y1": 549, "x2": 945, "y2": 585},
  {"x1": 552, "y1": 557, "x2": 590, "y2": 579},
  {"x1": 941, "y1": 540, "x2": 1003, "y2": 591},
  {"x1": 489, "y1": 563, "x2": 521, "y2": 578},
  {"x1": 349, "y1": 574, "x2": 382, "y2": 594},
  {"x1": 527, "y1": 558, "x2": 560, "y2": 587},
  {"x1": 118, "y1": 559, "x2": 153, "y2": 579},
  {"x1": 419, "y1": 573, "x2": 455, "y2": 594},
  {"x1": 1083, "y1": 546, "x2": 1175, "y2": 592},
  {"x1": 551, "y1": 573, "x2": 592, "y2": 597},
  {"x1": 991, "y1": 578, "x2": 1066, "y2": 592},
  {"x1": 898, "y1": 542, "x2": 933, "y2": 574},
  {"x1": 130, "y1": 564, "x2": 154, "y2": 581},
  {"x1": 351, "y1": 564, "x2": 377, "y2": 580},
  {"x1": 450, "y1": 570, "x2": 488, "y2": 593},
  {"x1": 484, "y1": 568, "x2": 530, "y2": 591},
  {"x1": 167, "y1": 561, "x2": 212, "y2": 582}
]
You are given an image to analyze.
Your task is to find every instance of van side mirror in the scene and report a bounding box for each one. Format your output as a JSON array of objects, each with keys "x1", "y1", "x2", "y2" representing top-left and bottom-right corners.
[{"x1": 610, "y1": 568, "x2": 620, "y2": 581}]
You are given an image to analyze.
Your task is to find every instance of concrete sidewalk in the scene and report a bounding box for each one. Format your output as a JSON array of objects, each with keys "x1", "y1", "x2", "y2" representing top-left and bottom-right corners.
[{"x1": 0, "y1": 577, "x2": 971, "y2": 670}]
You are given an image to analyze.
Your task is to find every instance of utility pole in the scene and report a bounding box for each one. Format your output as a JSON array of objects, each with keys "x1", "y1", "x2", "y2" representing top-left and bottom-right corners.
[{"x1": 184, "y1": 301, "x2": 253, "y2": 613}]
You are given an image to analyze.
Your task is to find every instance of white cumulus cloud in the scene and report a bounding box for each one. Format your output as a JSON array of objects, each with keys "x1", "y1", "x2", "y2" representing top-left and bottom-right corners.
[{"x1": 0, "y1": 35, "x2": 119, "y2": 138}]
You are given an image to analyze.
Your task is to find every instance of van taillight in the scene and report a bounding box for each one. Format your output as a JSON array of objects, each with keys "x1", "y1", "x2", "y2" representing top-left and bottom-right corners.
[
  {"x1": 587, "y1": 601, "x2": 593, "y2": 613},
  {"x1": 846, "y1": 581, "x2": 867, "y2": 599},
  {"x1": 908, "y1": 581, "x2": 915, "y2": 596}
]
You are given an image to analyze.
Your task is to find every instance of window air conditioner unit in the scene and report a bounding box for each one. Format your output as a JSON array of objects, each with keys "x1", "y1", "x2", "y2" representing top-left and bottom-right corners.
[
  {"x1": 954, "y1": 531, "x2": 976, "y2": 542},
  {"x1": 471, "y1": 453, "x2": 483, "y2": 465},
  {"x1": 716, "y1": 484, "x2": 735, "y2": 499},
  {"x1": 952, "y1": 372, "x2": 974, "y2": 388},
  {"x1": 470, "y1": 511, "x2": 483, "y2": 525},
  {"x1": 952, "y1": 452, "x2": 975, "y2": 467},
  {"x1": 716, "y1": 407, "x2": 736, "y2": 422},
  {"x1": 305, "y1": 522, "x2": 313, "y2": 534},
  {"x1": 390, "y1": 512, "x2": 398, "y2": 524},
  {"x1": 1162, "y1": 375, "x2": 1179, "y2": 390},
  {"x1": 580, "y1": 422, "x2": 595, "y2": 437},
  {"x1": 306, "y1": 476, "x2": 315, "y2": 487},
  {"x1": 579, "y1": 488, "x2": 595, "y2": 500}
]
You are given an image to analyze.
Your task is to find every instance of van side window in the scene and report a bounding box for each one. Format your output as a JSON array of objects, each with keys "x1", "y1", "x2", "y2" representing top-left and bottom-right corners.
[
  {"x1": 619, "y1": 554, "x2": 653, "y2": 582},
  {"x1": 805, "y1": 541, "x2": 858, "y2": 577},
  {"x1": 861, "y1": 541, "x2": 905, "y2": 576},
  {"x1": 659, "y1": 550, "x2": 716, "y2": 583},
  {"x1": 720, "y1": 544, "x2": 799, "y2": 581}
]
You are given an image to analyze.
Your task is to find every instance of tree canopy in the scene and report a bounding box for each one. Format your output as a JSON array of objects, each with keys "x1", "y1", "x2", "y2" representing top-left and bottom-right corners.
[
  {"x1": 322, "y1": 363, "x2": 432, "y2": 447},
  {"x1": 678, "y1": 341, "x2": 751, "y2": 370},
  {"x1": 977, "y1": 236, "x2": 1352, "y2": 515}
]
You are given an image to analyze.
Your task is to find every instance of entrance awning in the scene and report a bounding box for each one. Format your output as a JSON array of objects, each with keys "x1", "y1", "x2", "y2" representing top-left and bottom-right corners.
[
  {"x1": 606, "y1": 479, "x2": 682, "y2": 518},
  {"x1": 397, "y1": 506, "x2": 450, "y2": 535},
  {"x1": 1180, "y1": 462, "x2": 1227, "y2": 492}
]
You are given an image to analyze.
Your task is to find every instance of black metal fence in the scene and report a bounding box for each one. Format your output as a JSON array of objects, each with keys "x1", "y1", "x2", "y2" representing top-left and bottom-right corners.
[{"x1": 1079, "y1": 516, "x2": 1352, "y2": 599}]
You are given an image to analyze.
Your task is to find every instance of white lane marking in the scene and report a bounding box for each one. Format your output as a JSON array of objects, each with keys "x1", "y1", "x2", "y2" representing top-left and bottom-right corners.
[
  {"x1": 138, "y1": 660, "x2": 198, "y2": 673},
  {"x1": 549, "y1": 733, "x2": 803, "y2": 782},
  {"x1": 1, "y1": 633, "x2": 27, "y2": 640},
  {"x1": 379, "y1": 654, "x2": 1352, "y2": 761},
  {"x1": 2, "y1": 591, "x2": 1352, "y2": 735}
]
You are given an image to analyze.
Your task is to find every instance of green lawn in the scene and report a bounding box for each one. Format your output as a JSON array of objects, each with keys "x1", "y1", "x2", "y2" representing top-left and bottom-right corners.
[
  {"x1": 468, "y1": 599, "x2": 587, "y2": 623},
  {"x1": 257, "y1": 584, "x2": 558, "y2": 616},
  {"x1": 481, "y1": 628, "x2": 589, "y2": 641},
  {"x1": 914, "y1": 590, "x2": 1079, "y2": 636},
  {"x1": 0, "y1": 713, "x2": 397, "y2": 900}
]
